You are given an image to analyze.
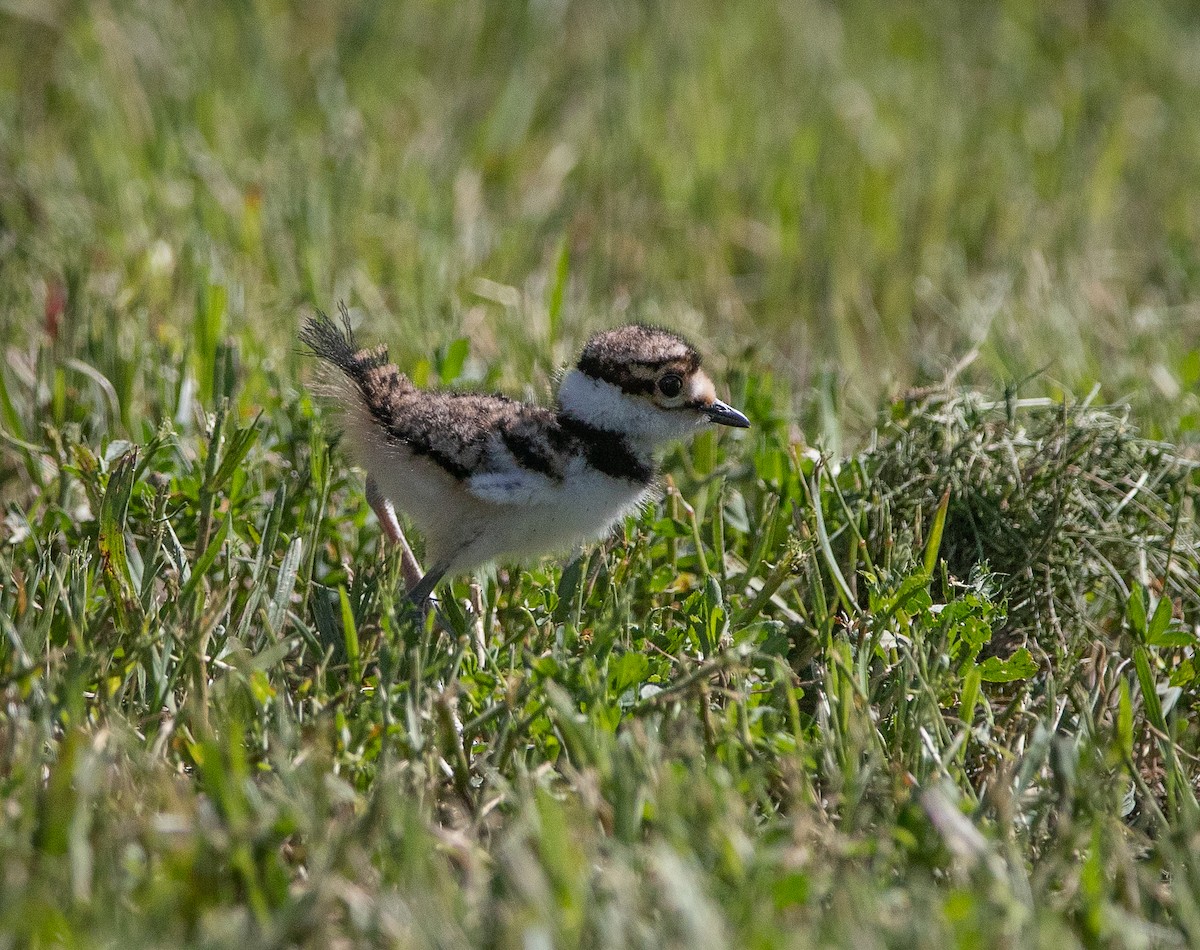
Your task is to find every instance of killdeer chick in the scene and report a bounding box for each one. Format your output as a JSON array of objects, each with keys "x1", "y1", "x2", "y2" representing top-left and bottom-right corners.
[{"x1": 301, "y1": 309, "x2": 750, "y2": 604}]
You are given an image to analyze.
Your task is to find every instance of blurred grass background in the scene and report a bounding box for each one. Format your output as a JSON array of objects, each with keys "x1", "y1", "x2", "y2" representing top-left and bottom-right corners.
[
  {"x1": 4, "y1": 1, "x2": 1200, "y2": 947},
  {"x1": 4, "y1": 0, "x2": 1200, "y2": 439}
]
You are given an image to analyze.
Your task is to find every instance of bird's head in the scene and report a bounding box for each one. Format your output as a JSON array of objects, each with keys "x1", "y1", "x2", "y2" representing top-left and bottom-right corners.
[{"x1": 557, "y1": 324, "x2": 750, "y2": 448}]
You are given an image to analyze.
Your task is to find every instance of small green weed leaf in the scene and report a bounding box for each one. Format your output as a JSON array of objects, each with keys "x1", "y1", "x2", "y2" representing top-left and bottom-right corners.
[
  {"x1": 608, "y1": 652, "x2": 650, "y2": 697},
  {"x1": 249, "y1": 669, "x2": 273, "y2": 704},
  {"x1": 1133, "y1": 646, "x2": 1167, "y2": 731},
  {"x1": 532, "y1": 655, "x2": 560, "y2": 679},
  {"x1": 1147, "y1": 627, "x2": 1196, "y2": 649},
  {"x1": 978, "y1": 648, "x2": 1038, "y2": 683},
  {"x1": 1144, "y1": 596, "x2": 1191, "y2": 647},
  {"x1": 957, "y1": 617, "x2": 992, "y2": 661},
  {"x1": 1126, "y1": 584, "x2": 1148, "y2": 639},
  {"x1": 410, "y1": 358, "x2": 431, "y2": 389},
  {"x1": 553, "y1": 555, "x2": 585, "y2": 625},
  {"x1": 875, "y1": 572, "x2": 932, "y2": 623},
  {"x1": 1168, "y1": 657, "x2": 1197, "y2": 689},
  {"x1": 438, "y1": 338, "x2": 470, "y2": 384},
  {"x1": 937, "y1": 594, "x2": 997, "y2": 666},
  {"x1": 1147, "y1": 593, "x2": 1172, "y2": 642},
  {"x1": 647, "y1": 517, "x2": 687, "y2": 538}
]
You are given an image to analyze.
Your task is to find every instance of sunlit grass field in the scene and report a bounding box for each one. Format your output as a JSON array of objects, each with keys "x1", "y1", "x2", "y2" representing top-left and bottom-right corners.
[{"x1": 3, "y1": 1, "x2": 1200, "y2": 946}]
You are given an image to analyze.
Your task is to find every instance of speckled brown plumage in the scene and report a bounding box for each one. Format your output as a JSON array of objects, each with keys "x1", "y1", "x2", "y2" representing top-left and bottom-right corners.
[
  {"x1": 302, "y1": 310, "x2": 654, "y2": 484},
  {"x1": 301, "y1": 309, "x2": 747, "y2": 597}
]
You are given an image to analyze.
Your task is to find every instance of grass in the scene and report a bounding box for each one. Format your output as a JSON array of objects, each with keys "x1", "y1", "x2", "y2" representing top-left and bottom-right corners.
[{"x1": 3, "y1": 0, "x2": 1200, "y2": 946}]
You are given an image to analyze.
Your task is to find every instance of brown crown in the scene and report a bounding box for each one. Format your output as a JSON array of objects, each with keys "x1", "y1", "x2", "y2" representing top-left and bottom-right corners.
[{"x1": 576, "y1": 325, "x2": 701, "y2": 394}]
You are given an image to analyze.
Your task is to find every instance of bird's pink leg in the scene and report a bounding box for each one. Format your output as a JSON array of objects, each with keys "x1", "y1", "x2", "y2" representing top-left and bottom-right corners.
[{"x1": 365, "y1": 476, "x2": 424, "y2": 596}]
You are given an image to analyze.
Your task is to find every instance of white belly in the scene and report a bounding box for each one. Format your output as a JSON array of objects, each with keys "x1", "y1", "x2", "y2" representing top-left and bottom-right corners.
[
  {"x1": 360, "y1": 436, "x2": 651, "y2": 574},
  {"x1": 464, "y1": 463, "x2": 652, "y2": 571}
]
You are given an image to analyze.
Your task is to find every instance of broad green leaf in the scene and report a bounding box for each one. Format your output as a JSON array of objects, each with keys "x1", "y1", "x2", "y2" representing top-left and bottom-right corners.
[
  {"x1": 608, "y1": 652, "x2": 650, "y2": 696},
  {"x1": 1145, "y1": 596, "x2": 1192, "y2": 647},
  {"x1": 978, "y1": 648, "x2": 1038, "y2": 683},
  {"x1": 1147, "y1": 627, "x2": 1196, "y2": 649}
]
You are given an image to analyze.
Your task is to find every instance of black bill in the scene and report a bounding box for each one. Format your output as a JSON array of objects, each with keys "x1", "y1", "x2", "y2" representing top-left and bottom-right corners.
[{"x1": 704, "y1": 399, "x2": 751, "y2": 428}]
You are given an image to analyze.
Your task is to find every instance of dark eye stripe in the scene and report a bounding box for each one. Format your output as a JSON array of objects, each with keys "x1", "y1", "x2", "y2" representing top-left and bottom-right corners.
[{"x1": 578, "y1": 363, "x2": 657, "y2": 395}]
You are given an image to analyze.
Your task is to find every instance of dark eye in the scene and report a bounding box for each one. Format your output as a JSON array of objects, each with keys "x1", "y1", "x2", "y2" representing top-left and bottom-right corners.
[{"x1": 657, "y1": 374, "x2": 683, "y2": 398}]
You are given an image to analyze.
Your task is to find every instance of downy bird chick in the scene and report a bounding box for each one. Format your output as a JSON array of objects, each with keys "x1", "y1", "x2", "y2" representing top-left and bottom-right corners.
[{"x1": 301, "y1": 310, "x2": 750, "y2": 603}]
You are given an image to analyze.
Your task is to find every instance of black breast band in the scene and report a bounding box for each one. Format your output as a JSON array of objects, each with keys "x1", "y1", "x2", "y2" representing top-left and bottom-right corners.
[{"x1": 556, "y1": 415, "x2": 654, "y2": 484}]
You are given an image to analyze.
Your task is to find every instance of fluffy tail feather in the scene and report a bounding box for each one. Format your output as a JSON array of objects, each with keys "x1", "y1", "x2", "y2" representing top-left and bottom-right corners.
[{"x1": 300, "y1": 304, "x2": 413, "y2": 424}]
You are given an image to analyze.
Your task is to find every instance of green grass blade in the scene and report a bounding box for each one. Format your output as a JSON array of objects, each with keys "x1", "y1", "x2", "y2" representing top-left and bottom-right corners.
[
  {"x1": 922, "y1": 486, "x2": 951, "y2": 579},
  {"x1": 266, "y1": 537, "x2": 303, "y2": 638}
]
